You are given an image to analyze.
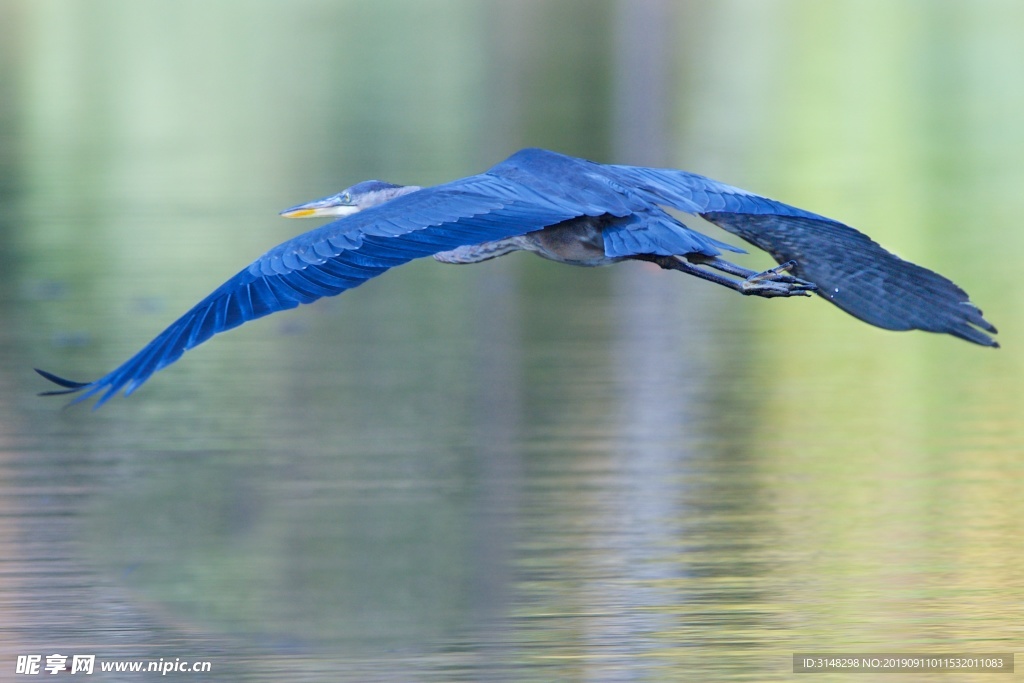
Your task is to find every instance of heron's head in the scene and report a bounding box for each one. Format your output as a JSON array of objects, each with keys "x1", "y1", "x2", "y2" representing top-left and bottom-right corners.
[{"x1": 279, "y1": 180, "x2": 421, "y2": 218}]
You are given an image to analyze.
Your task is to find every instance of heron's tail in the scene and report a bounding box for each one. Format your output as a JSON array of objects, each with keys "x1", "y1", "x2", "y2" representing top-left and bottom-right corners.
[{"x1": 701, "y1": 212, "x2": 998, "y2": 347}]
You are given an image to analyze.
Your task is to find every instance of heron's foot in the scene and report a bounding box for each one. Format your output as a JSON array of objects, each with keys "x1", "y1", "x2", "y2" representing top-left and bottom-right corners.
[{"x1": 740, "y1": 261, "x2": 817, "y2": 298}]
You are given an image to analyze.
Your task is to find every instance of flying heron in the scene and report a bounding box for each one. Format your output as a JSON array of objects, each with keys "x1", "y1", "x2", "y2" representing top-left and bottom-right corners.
[{"x1": 37, "y1": 148, "x2": 997, "y2": 406}]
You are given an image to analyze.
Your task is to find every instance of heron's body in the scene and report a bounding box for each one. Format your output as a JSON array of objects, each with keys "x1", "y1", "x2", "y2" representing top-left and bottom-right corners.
[
  {"x1": 38, "y1": 148, "x2": 997, "y2": 406},
  {"x1": 437, "y1": 216, "x2": 625, "y2": 267}
]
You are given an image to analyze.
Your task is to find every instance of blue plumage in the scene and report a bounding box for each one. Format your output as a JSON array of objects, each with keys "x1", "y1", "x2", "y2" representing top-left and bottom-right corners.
[
  {"x1": 37, "y1": 148, "x2": 997, "y2": 407},
  {"x1": 602, "y1": 209, "x2": 746, "y2": 259}
]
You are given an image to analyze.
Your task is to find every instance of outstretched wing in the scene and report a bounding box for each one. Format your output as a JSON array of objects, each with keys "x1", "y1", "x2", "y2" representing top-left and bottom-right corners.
[
  {"x1": 37, "y1": 173, "x2": 588, "y2": 406},
  {"x1": 607, "y1": 164, "x2": 998, "y2": 347},
  {"x1": 701, "y1": 212, "x2": 997, "y2": 346}
]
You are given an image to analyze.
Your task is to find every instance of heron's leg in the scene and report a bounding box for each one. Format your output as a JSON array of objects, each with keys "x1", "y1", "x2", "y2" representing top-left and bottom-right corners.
[
  {"x1": 636, "y1": 255, "x2": 817, "y2": 298},
  {"x1": 687, "y1": 254, "x2": 761, "y2": 279},
  {"x1": 434, "y1": 237, "x2": 525, "y2": 264},
  {"x1": 693, "y1": 255, "x2": 818, "y2": 296}
]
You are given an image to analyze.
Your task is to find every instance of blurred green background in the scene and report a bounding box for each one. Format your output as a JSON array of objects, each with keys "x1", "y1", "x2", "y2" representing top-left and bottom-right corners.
[{"x1": 0, "y1": 1, "x2": 1021, "y2": 681}]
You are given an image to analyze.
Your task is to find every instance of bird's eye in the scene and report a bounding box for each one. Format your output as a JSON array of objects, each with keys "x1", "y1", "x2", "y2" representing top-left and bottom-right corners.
[{"x1": 342, "y1": 193, "x2": 351, "y2": 204}]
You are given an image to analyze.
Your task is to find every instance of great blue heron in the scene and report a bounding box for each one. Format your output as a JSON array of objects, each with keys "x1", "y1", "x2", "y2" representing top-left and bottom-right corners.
[{"x1": 37, "y1": 148, "x2": 997, "y2": 406}]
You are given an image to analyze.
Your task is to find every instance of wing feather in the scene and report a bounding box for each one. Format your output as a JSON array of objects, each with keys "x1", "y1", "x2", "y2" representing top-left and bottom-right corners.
[
  {"x1": 38, "y1": 173, "x2": 583, "y2": 405},
  {"x1": 701, "y1": 212, "x2": 997, "y2": 346},
  {"x1": 600, "y1": 161, "x2": 995, "y2": 346}
]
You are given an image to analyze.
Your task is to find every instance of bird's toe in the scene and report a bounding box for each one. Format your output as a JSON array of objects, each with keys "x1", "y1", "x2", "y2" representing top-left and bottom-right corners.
[{"x1": 741, "y1": 263, "x2": 818, "y2": 298}]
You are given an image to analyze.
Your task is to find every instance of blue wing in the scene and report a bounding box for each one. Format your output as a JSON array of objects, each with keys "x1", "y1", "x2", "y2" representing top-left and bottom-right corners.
[
  {"x1": 492, "y1": 148, "x2": 831, "y2": 221},
  {"x1": 603, "y1": 160, "x2": 997, "y2": 347},
  {"x1": 37, "y1": 171, "x2": 591, "y2": 406}
]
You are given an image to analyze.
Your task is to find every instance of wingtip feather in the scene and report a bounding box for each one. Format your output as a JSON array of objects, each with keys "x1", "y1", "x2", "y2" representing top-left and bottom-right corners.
[
  {"x1": 35, "y1": 368, "x2": 108, "y2": 408},
  {"x1": 35, "y1": 367, "x2": 90, "y2": 389}
]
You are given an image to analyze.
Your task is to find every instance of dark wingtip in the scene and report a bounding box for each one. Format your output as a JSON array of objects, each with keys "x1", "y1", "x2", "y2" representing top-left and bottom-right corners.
[
  {"x1": 957, "y1": 303, "x2": 999, "y2": 347},
  {"x1": 952, "y1": 324, "x2": 999, "y2": 349},
  {"x1": 35, "y1": 368, "x2": 91, "y2": 396},
  {"x1": 978, "y1": 318, "x2": 998, "y2": 335}
]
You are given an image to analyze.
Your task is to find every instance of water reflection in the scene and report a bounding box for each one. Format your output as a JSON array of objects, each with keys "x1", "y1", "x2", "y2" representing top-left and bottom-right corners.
[{"x1": 2, "y1": 1, "x2": 1023, "y2": 681}]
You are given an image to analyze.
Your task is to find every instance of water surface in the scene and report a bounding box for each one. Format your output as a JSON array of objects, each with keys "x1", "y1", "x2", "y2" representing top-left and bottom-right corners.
[{"x1": 1, "y1": 1, "x2": 1022, "y2": 680}]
